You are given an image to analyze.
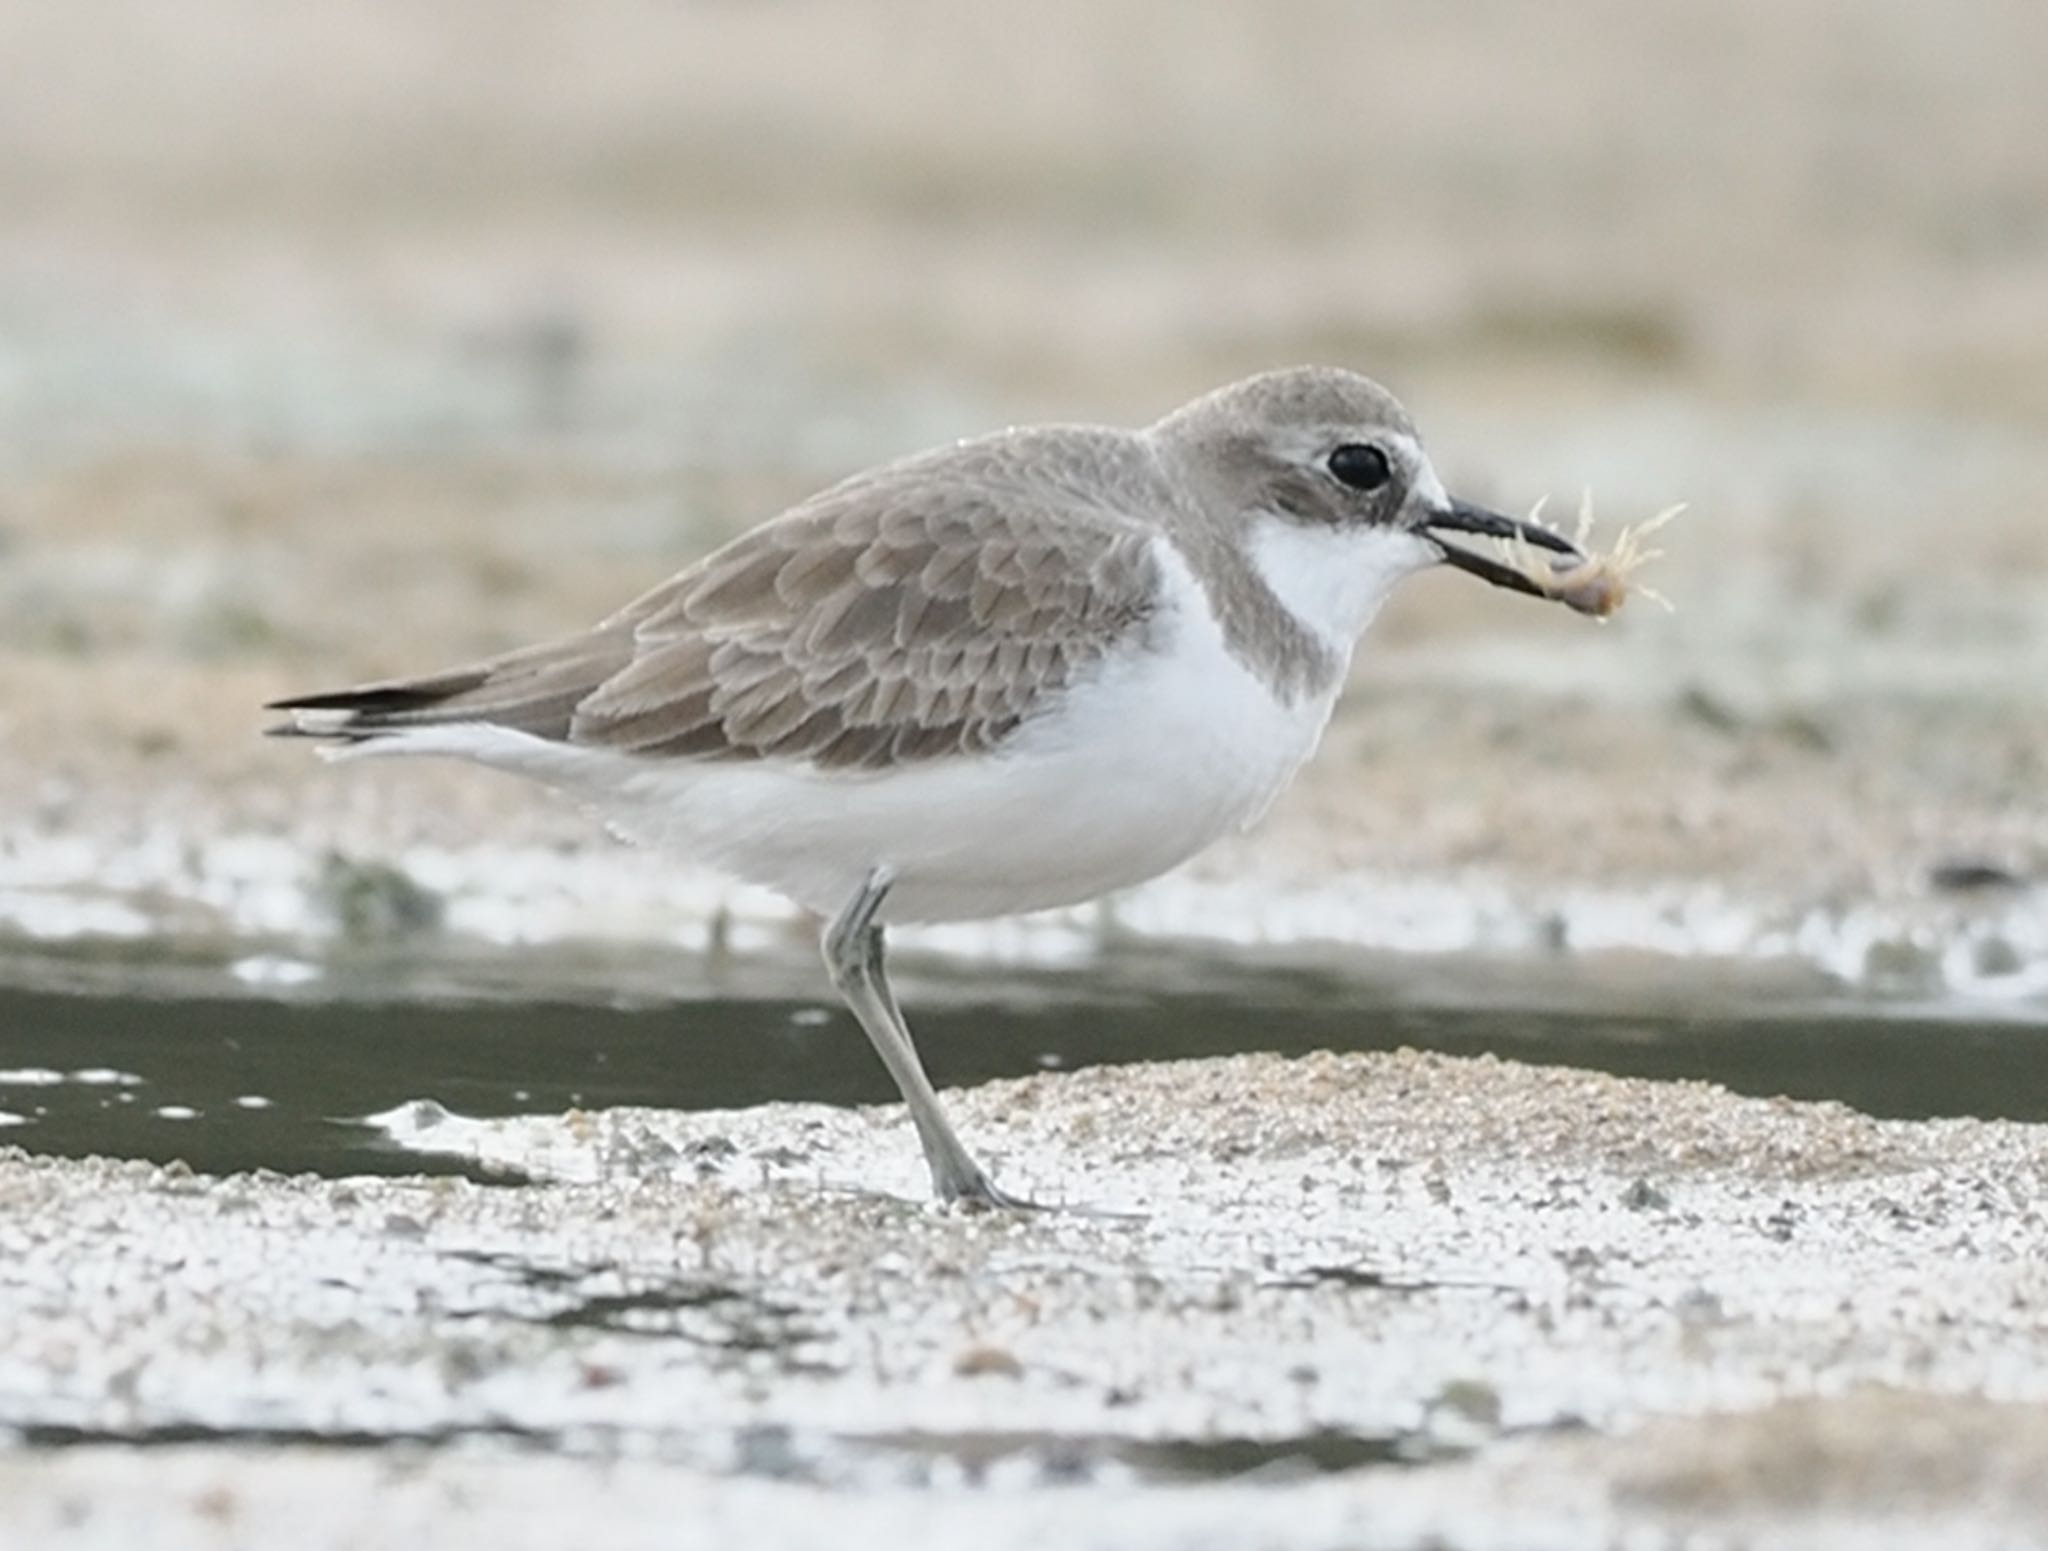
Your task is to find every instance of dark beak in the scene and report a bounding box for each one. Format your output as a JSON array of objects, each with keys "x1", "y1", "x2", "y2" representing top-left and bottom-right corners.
[{"x1": 1418, "y1": 498, "x2": 1582, "y2": 599}]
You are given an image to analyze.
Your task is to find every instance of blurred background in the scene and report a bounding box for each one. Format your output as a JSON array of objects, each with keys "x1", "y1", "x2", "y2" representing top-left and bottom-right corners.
[{"x1": 0, "y1": 0, "x2": 2043, "y2": 973}]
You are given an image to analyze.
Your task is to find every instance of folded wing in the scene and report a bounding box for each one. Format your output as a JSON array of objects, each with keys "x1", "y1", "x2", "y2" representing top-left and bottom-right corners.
[{"x1": 268, "y1": 462, "x2": 1163, "y2": 773}]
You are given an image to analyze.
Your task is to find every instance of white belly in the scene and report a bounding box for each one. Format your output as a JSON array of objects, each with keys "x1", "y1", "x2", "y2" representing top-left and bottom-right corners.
[
  {"x1": 656, "y1": 638, "x2": 1330, "y2": 922},
  {"x1": 357, "y1": 546, "x2": 1346, "y2": 924}
]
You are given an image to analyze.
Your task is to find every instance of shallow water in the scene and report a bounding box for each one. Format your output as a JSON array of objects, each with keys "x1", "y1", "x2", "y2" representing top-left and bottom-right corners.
[{"x1": 2, "y1": 938, "x2": 2041, "y2": 1181}]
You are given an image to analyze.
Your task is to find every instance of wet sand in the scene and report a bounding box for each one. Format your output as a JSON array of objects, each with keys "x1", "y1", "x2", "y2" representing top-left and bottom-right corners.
[{"x1": 5, "y1": 1051, "x2": 2047, "y2": 1547}]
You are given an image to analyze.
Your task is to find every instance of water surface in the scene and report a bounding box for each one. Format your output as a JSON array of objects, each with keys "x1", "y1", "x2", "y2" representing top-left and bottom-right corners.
[{"x1": 2, "y1": 939, "x2": 2040, "y2": 1180}]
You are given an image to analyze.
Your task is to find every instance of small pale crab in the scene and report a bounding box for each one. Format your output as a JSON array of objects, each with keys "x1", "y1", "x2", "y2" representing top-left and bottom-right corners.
[{"x1": 1425, "y1": 493, "x2": 1682, "y2": 619}]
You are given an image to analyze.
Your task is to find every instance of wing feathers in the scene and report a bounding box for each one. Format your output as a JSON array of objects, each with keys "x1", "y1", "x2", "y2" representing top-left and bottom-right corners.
[{"x1": 272, "y1": 432, "x2": 1165, "y2": 770}]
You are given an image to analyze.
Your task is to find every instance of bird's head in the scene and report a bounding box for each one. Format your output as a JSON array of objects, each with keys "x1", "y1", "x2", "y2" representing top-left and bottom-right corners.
[{"x1": 1150, "y1": 365, "x2": 1581, "y2": 640}]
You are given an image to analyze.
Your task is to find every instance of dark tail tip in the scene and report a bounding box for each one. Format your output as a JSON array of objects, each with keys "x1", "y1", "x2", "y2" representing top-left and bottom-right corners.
[{"x1": 265, "y1": 684, "x2": 459, "y2": 715}]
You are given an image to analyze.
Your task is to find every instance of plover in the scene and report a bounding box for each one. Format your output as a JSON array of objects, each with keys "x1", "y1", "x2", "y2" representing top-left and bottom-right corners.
[{"x1": 270, "y1": 366, "x2": 1583, "y2": 1207}]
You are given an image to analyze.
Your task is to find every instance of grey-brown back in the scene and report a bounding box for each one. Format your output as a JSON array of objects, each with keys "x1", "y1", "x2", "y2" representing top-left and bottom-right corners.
[{"x1": 268, "y1": 429, "x2": 1169, "y2": 771}]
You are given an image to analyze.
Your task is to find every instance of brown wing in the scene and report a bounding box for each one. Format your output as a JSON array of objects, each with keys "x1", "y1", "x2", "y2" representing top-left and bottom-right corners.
[
  {"x1": 573, "y1": 475, "x2": 1161, "y2": 768},
  {"x1": 269, "y1": 446, "x2": 1164, "y2": 773}
]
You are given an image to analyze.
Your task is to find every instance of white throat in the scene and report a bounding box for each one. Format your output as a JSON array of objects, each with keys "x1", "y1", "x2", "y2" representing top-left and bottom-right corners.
[{"x1": 1245, "y1": 517, "x2": 1437, "y2": 650}]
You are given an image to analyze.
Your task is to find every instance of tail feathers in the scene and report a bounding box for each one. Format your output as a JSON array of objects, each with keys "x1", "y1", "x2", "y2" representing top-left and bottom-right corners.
[
  {"x1": 266, "y1": 631, "x2": 633, "y2": 745},
  {"x1": 265, "y1": 668, "x2": 489, "y2": 741}
]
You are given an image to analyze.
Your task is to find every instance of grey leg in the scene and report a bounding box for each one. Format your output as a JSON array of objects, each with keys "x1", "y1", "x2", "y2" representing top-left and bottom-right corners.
[{"x1": 821, "y1": 869, "x2": 1032, "y2": 1208}]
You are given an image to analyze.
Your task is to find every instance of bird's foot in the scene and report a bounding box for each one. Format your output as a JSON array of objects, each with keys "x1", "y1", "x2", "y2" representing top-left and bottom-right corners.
[
  {"x1": 933, "y1": 1167, "x2": 1141, "y2": 1220},
  {"x1": 935, "y1": 1167, "x2": 1048, "y2": 1213}
]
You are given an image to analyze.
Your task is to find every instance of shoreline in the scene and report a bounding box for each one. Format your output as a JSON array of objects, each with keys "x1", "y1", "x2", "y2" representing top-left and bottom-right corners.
[
  {"x1": 6, "y1": 1049, "x2": 2047, "y2": 1548},
  {"x1": 4, "y1": 819, "x2": 2043, "y2": 1010}
]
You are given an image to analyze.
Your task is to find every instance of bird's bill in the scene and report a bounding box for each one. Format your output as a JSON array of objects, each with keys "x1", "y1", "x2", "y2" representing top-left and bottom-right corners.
[{"x1": 1417, "y1": 498, "x2": 1582, "y2": 599}]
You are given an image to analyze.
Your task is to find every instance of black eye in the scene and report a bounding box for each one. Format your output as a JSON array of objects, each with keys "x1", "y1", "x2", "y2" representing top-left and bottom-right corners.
[{"x1": 1327, "y1": 443, "x2": 1391, "y2": 492}]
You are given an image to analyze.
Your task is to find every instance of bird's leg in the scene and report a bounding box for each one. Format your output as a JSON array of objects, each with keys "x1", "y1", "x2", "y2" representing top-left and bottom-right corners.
[{"x1": 821, "y1": 869, "x2": 1033, "y2": 1209}]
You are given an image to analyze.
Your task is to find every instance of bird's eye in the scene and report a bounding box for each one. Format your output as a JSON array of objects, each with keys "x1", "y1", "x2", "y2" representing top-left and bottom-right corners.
[{"x1": 1327, "y1": 443, "x2": 1391, "y2": 492}]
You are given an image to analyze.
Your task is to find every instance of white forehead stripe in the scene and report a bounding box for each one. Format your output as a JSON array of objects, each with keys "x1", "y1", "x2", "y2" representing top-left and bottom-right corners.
[{"x1": 1384, "y1": 431, "x2": 1447, "y2": 509}]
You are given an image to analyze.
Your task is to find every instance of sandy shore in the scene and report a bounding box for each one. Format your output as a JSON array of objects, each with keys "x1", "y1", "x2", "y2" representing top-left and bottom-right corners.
[{"x1": 5, "y1": 1050, "x2": 2047, "y2": 1547}]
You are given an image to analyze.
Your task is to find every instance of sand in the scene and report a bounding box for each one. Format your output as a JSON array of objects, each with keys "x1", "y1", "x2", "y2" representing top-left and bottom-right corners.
[{"x1": 5, "y1": 1050, "x2": 2048, "y2": 1547}]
